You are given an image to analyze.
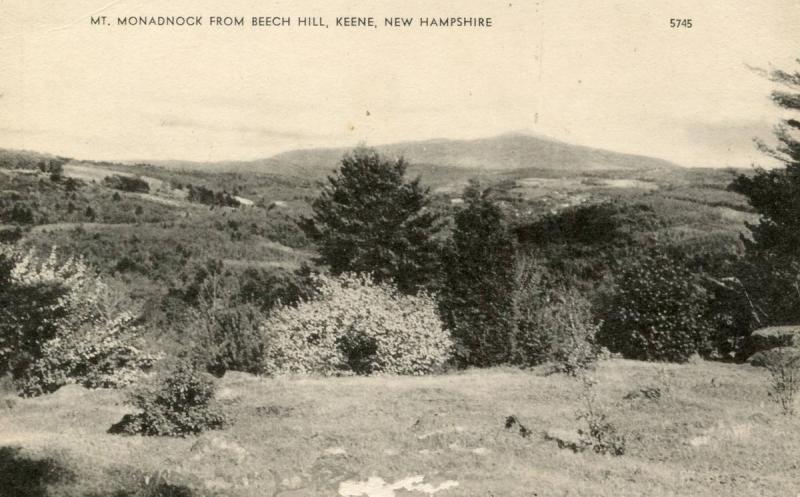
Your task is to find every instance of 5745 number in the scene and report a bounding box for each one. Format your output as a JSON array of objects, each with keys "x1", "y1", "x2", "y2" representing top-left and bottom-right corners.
[{"x1": 670, "y1": 18, "x2": 692, "y2": 28}]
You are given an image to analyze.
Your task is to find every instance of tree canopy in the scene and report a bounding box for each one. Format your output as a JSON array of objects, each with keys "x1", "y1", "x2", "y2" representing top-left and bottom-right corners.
[
  {"x1": 299, "y1": 147, "x2": 441, "y2": 293},
  {"x1": 729, "y1": 59, "x2": 800, "y2": 328},
  {"x1": 439, "y1": 181, "x2": 518, "y2": 366},
  {"x1": 730, "y1": 59, "x2": 800, "y2": 256}
]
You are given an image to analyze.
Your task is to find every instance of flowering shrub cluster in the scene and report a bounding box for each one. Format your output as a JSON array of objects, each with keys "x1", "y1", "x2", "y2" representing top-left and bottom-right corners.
[
  {"x1": 17, "y1": 312, "x2": 158, "y2": 396},
  {"x1": 261, "y1": 273, "x2": 452, "y2": 376},
  {"x1": 1, "y1": 246, "x2": 157, "y2": 395}
]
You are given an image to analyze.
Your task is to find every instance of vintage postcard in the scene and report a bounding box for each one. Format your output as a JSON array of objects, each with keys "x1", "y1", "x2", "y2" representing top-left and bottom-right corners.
[{"x1": 1, "y1": 0, "x2": 799, "y2": 495}]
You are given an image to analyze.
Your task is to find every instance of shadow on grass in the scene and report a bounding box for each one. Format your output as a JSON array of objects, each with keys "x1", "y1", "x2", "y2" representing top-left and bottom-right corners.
[
  {"x1": 0, "y1": 446, "x2": 75, "y2": 497},
  {"x1": 0, "y1": 446, "x2": 194, "y2": 497}
]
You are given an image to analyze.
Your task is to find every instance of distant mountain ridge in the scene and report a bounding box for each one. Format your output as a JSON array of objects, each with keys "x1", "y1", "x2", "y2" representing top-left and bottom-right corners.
[{"x1": 145, "y1": 133, "x2": 680, "y2": 178}]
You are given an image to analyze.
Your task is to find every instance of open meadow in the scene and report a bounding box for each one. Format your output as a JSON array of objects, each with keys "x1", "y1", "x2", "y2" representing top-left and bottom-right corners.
[{"x1": 1, "y1": 359, "x2": 798, "y2": 497}]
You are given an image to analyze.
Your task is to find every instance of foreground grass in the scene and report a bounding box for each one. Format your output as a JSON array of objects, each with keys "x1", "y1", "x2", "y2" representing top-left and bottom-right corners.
[{"x1": 0, "y1": 359, "x2": 798, "y2": 496}]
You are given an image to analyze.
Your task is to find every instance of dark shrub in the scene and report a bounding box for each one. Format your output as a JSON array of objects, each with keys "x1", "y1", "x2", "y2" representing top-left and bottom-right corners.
[
  {"x1": 186, "y1": 185, "x2": 239, "y2": 207},
  {"x1": 103, "y1": 174, "x2": 150, "y2": 193},
  {"x1": 113, "y1": 362, "x2": 226, "y2": 436},
  {"x1": 0, "y1": 226, "x2": 24, "y2": 244},
  {"x1": 2, "y1": 203, "x2": 36, "y2": 225},
  {"x1": 597, "y1": 251, "x2": 714, "y2": 362}
]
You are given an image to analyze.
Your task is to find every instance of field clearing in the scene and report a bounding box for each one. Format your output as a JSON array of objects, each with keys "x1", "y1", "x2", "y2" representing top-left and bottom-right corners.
[
  {"x1": 1, "y1": 359, "x2": 797, "y2": 496},
  {"x1": 63, "y1": 163, "x2": 166, "y2": 190},
  {"x1": 126, "y1": 191, "x2": 195, "y2": 208},
  {"x1": 222, "y1": 257, "x2": 303, "y2": 270}
]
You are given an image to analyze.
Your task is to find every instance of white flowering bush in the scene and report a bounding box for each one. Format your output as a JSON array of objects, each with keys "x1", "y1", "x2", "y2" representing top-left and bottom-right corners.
[
  {"x1": 0, "y1": 246, "x2": 157, "y2": 396},
  {"x1": 261, "y1": 273, "x2": 452, "y2": 376},
  {"x1": 17, "y1": 312, "x2": 158, "y2": 396}
]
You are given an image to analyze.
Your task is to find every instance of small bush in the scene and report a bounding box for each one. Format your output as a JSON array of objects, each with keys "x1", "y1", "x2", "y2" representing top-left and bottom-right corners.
[
  {"x1": 575, "y1": 377, "x2": 626, "y2": 456},
  {"x1": 113, "y1": 362, "x2": 226, "y2": 436},
  {"x1": 763, "y1": 349, "x2": 800, "y2": 415},
  {"x1": 261, "y1": 273, "x2": 452, "y2": 376}
]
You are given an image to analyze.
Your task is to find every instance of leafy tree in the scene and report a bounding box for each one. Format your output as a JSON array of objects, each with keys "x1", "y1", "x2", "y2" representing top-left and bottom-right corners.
[
  {"x1": 1, "y1": 248, "x2": 155, "y2": 395},
  {"x1": 439, "y1": 182, "x2": 517, "y2": 366},
  {"x1": 729, "y1": 59, "x2": 800, "y2": 328},
  {"x1": 299, "y1": 147, "x2": 441, "y2": 293},
  {"x1": 0, "y1": 254, "x2": 68, "y2": 379},
  {"x1": 596, "y1": 251, "x2": 714, "y2": 362}
]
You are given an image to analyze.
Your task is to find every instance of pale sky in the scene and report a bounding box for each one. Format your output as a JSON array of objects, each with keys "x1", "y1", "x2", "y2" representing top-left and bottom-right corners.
[{"x1": 1, "y1": 0, "x2": 798, "y2": 167}]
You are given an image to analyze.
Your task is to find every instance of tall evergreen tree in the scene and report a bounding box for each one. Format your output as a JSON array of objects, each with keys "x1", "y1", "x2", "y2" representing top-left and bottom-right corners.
[
  {"x1": 439, "y1": 181, "x2": 517, "y2": 367},
  {"x1": 299, "y1": 147, "x2": 441, "y2": 294},
  {"x1": 729, "y1": 59, "x2": 800, "y2": 326}
]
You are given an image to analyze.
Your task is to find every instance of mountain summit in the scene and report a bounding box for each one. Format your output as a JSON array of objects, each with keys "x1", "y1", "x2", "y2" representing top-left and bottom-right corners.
[{"x1": 145, "y1": 133, "x2": 680, "y2": 177}]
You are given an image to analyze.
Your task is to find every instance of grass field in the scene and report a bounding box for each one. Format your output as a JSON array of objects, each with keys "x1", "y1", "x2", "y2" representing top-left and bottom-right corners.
[{"x1": 1, "y1": 359, "x2": 797, "y2": 497}]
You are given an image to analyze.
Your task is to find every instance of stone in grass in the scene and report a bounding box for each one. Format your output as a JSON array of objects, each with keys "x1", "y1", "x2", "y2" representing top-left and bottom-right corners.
[
  {"x1": 747, "y1": 346, "x2": 800, "y2": 368},
  {"x1": 189, "y1": 435, "x2": 250, "y2": 464},
  {"x1": 748, "y1": 325, "x2": 800, "y2": 355},
  {"x1": 543, "y1": 428, "x2": 583, "y2": 452}
]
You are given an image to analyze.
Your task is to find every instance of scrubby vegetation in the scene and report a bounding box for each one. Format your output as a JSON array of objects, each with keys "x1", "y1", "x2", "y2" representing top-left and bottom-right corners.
[
  {"x1": 762, "y1": 348, "x2": 800, "y2": 415},
  {"x1": 574, "y1": 376, "x2": 627, "y2": 456}
]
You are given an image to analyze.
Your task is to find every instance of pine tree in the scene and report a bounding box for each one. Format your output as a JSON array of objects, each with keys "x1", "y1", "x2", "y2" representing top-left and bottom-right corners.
[
  {"x1": 439, "y1": 181, "x2": 517, "y2": 367},
  {"x1": 729, "y1": 59, "x2": 800, "y2": 326},
  {"x1": 731, "y1": 60, "x2": 800, "y2": 254},
  {"x1": 299, "y1": 147, "x2": 441, "y2": 294}
]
